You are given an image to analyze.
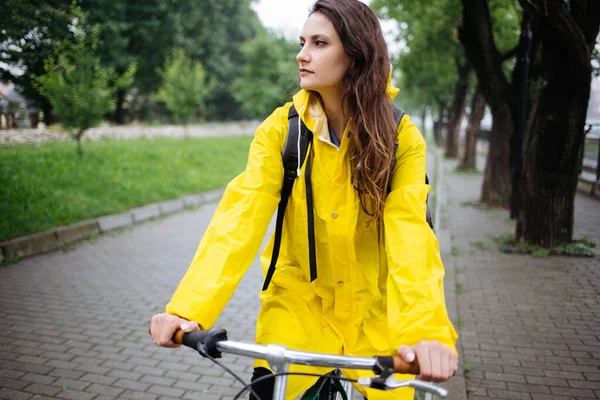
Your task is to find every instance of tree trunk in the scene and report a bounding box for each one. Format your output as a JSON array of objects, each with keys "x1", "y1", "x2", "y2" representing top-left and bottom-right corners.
[
  {"x1": 445, "y1": 62, "x2": 471, "y2": 158},
  {"x1": 459, "y1": 0, "x2": 516, "y2": 207},
  {"x1": 480, "y1": 104, "x2": 513, "y2": 205},
  {"x1": 74, "y1": 129, "x2": 85, "y2": 158},
  {"x1": 510, "y1": 15, "x2": 534, "y2": 219},
  {"x1": 420, "y1": 107, "x2": 427, "y2": 134},
  {"x1": 114, "y1": 89, "x2": 126, "y2": 125},
  {"x1": 433, "y1": 101, "x2": 446, "y2": 146},
  {"x1": 42, "y1": 100, "x2": 54, "y2": 126},
  {"x1": 460, "y1": 86, "x2": 484, "y2": 170},
  {"x1": 516, "y1": 0, "x2": 600, "y2": 247}
]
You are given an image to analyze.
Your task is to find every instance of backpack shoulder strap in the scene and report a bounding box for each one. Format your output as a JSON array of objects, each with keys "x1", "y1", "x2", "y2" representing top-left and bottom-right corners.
[
  {"x1": 262, "y1": 105, "x2": 313, "y2": 291},
  {"x1": 282, "y1": 105, "x2": 311, "y2": 175},
  {"x1": 393, "y1": 106, "x2": 405, "y2": 127},
  {"x1": 390, "y1": 106, "x2": 434, "y2": 230}
]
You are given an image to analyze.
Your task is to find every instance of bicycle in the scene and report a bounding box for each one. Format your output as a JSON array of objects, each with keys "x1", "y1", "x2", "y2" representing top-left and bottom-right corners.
[{"x1": 162, "y1": 327, "x2": 449, "y2": 400}]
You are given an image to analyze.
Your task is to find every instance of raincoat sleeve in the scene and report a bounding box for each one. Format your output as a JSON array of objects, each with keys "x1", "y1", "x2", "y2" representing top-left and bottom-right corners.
[
  {"x1": 383, "y1": 114, "x2": 458, "y2": 353},
  {"x1": 165, "y1": 104, "x2": 289, "y2": 329}
]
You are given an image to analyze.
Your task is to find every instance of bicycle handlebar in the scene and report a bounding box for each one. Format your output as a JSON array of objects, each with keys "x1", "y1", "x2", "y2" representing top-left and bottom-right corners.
[{"x1": 171, "y1": 328, "x2": 421, "y2": 376}]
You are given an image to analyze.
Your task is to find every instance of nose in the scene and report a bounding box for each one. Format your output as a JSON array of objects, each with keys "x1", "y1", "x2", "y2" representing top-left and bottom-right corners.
[{"x1": 296, "y1": 46, "x2": 310, "y2": 64}]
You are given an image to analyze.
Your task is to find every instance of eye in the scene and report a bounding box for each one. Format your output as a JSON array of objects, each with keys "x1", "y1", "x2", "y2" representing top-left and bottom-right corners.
[
  {"x1": 299, "y1": 42, "x2": 305, "y2": 47},
  {"x1": 315, "y1": 40, "x2": 327, "y2": 46}
]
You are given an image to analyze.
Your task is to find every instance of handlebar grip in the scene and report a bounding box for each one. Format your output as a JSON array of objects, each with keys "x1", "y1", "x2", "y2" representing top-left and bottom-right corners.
[
  {"x1": 392, "y1": 356, "x2": 420, "y2": 375},
  {"x1": 374, "y1": 356, "x2": 420, "y2": 375},
  {"x1": 174, "y1": 328, "x2": 228, "y2": 358},
  {"x1": 172, "y1": 329, "x2": 186, "y2": 345}
]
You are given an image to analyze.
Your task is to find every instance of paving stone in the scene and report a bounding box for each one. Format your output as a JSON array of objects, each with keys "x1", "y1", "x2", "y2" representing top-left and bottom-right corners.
[
  {"x1": 486, "y1": 389, "x2": 532, "y2": 399},
  {"x1": 139, "y1": 375, "x2": 176, "y2": 387},
  {"x1": 112, "y1": 378, "x2": 150, "y2": 392},
  {"x1": 21, "y1": 383, "x2": 61, "y2": 396},
  {"x1": 0, "y1": 377, "x2": 30, "y2": 390},
  {"x1": 181, "y1": 392, "x2": 222, "y2": 400},
  {"x1": 172, "y1": 379, "x2": 210, "y2": 392},
  {"x1": 84, "y1": 383, "x2": 124, "y2": 397},
  {"x1": 54, "y1": 389, "x2": 96, "y2": 400},
  {"x1": 118, "y1": 390, "x2": 158, "y2": 400},
  {"x1": 0, "y1": 388, "x2": 34, "y2": 400},
  {"x1": 20, "y1": 373, "x2": 56, "y2": 386},
  {"x1": 146, "y1": 385, "x2": 185, "y2": 397},
  {"x1": 14, "y1": 364, "x2": 53, "y2": 375},
  {"x1": 79, "y1": 373, "x2": 118, "y2": 386},
  {"x1": 0, "y1": 369, "x2": 27, "y2": 379}
]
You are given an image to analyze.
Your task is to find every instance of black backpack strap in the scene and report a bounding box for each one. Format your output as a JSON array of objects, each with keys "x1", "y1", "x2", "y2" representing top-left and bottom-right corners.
[
  {"x1": 391, "y1": 106, "x2": 434, "y2": 230},
  {"x1": 262, "y1": 105, "x2": 315, "y2": 291},
  {"x1": 304, "y1": 142, "x2": 317, "y2": 283},
  {"x1": 393, "y1": 106, "x2": 405, "y2": 127}
]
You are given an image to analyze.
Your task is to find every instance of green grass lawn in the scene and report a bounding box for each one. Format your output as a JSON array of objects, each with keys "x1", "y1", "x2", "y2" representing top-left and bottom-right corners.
[{"x1": 0, "y1": 136, "x2": 253, "y2": 242}]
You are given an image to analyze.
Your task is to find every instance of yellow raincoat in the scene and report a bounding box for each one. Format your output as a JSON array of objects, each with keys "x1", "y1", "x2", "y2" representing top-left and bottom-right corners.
[{"x1": 167, "y1": 84, "x2": 458, "y2": 399}]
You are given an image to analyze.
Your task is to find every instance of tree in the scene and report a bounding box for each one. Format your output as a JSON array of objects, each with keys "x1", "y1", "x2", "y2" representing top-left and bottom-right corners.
[
  {"x1": 373, "y1": 0, "x2": 463, "y2": 146},
  {"x1": 175, "y1": 0, "x2": 264, "y2": 120},
  {"x1": 515, "y1": 0, "x2": 600, "y2": 247},
  {"x1": 458, "y1": 0, "x2": 521, "y2": 205},
  {"x1": 0, "y1": 0, "x2": 73, "y2": 125},
  {"x1": 459, "y1": 86, "x2": 485, "y2": 170},
  {"x1": 154, "y1": 49, "x2": 213, "y2": 133},
  {"x1": 79, "y1": 0, "x2": 263, "y2": 123},
  {"x1": 232, "y1": 31, "x2": 299, "y2": 119},
  {"x1": 33, "y1": 5, "x2": 135, "y2": 156}
]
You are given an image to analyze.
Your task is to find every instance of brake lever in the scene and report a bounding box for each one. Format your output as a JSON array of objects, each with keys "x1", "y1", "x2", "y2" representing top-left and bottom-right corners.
[{"x1": 357, "y1": 376, "x2": 448, "y2": 398}]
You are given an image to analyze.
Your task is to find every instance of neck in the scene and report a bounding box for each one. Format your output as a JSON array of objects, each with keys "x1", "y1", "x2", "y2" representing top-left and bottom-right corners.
[{"x1": 319, "y1": 88, "x2": 348, "y2": 143}]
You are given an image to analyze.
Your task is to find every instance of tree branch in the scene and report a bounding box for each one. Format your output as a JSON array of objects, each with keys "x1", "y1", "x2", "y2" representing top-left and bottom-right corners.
[
  {"x1": 519, "y1": 0, "x2": 591, "y2": 67},
  {"x1": 458, "y1": 0, "x2": 512, "y2": 110}
]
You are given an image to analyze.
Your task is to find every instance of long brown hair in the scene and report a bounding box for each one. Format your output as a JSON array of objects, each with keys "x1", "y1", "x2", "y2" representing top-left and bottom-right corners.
[{"x1": 311, "y1": 0, "x2": 396, "y2": 226}]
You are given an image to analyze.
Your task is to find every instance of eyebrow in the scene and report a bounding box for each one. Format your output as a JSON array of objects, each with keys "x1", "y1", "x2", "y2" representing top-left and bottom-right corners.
[{"x1": 299, "y1": 34, "x2": 331, "y2": 41}]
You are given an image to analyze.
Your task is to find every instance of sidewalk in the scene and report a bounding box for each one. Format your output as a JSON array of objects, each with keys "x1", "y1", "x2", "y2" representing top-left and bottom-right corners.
[{"x1": 438, "y1": 153, "x2": 600, "y2": 400}]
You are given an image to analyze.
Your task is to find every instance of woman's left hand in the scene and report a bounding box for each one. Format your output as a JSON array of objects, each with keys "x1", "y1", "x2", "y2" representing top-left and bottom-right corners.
[{"x1": 398, "y1": 341, "x2": 457, "y2": 382}]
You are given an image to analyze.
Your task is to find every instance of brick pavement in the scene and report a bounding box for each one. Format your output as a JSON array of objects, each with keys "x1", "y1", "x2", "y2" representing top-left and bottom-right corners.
[
  {"x1": 2, "y1": 148, "x2": 598, "y2": 400},
  {"x1": 0, "y1": 203, "x2": 265, "y2": 400},
  {"x1": 441, "y1": 156, "x2": 600, "y2": 400},
  {"x1": 0, "y1": 147, "x2": 441, "y2": 400}
]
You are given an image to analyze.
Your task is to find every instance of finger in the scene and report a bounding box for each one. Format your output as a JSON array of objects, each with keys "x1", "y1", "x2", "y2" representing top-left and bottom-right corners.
[
  {"x1": 397, "y1": 345, "x2": 416, "y2": 363},
  {"x1": 437, "y1": 351, "x2": 449, "y2": 382},
  {"x1": 451, "y1": 354, "x2": 459, "y2": 377},
  {"x1": 428, "y1": 349, "x2": 442, "y2": 382},
  {"x1": 415, "y1": 347, "x2": 432, "y2": 381},
  {"x1": 180, "y1": 320, "x2": 199, "y2": 332},
  {"x1": 158, "y1": 315, "x2": 180, "y2": 348},
  {"x1": 150, "y1": 313, "x2": 164, "y2": 344}
]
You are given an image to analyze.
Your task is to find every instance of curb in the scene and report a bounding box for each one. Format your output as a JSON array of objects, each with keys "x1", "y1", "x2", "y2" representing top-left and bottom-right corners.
[
  {"x1": 429, "y1": 147, "x2": 469, "y2": 400},
  {"x1": 577, "y1": 173, "x2": 599, "y2": 198},
  {"x1": 0, "y1": 187, "x2": 225, "y2": 263}
]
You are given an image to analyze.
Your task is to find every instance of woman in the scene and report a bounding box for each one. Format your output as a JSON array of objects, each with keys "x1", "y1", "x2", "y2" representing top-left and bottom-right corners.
[{"x1": 150, "y1": 1, "x2": 458, "y2": 399}]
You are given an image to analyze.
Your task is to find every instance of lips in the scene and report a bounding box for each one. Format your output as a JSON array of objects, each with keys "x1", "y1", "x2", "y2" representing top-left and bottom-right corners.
[{"x1": 299, "y1": 69, "x2": 313, "y2": 76}]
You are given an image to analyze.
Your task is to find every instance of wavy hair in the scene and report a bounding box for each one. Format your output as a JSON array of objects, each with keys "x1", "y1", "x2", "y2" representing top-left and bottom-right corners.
[{"x1": 311, "y1": 0, "x2": 396, "y2": 226}]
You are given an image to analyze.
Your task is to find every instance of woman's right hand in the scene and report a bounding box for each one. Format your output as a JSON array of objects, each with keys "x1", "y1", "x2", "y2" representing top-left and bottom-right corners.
[{"x1": 150, "y1": 313, "x2": 200, "y2": 348}]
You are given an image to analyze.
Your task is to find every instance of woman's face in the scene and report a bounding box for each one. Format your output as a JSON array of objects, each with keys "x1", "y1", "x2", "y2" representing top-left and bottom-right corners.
[{"x1": 297, "y1": 12, "x2": 352, "y2": 94}]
